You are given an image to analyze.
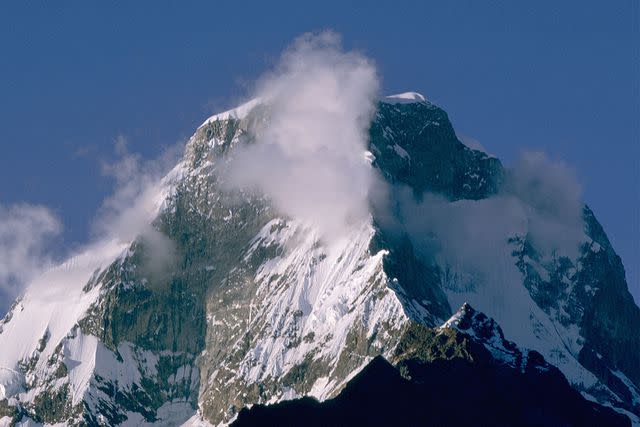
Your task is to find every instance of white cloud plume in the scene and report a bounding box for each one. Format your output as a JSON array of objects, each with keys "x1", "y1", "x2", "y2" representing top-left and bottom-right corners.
[
  {"x1": 0, "y1": 133, "x2": 183, "y2": 317},
  {"x1": 0, "y1": 203, "x2": 62, "y2": 311},
  {"x1": 400, "y1": 192, "x2": 524, "y2": 280},
  {"x1": 399, "y1": 151, "x2": 585, "y2": 289},
  {"x1": 222, "y1": 31, "x2": 381, "y2": 239},
  {"x1": 506, "y1": 151, "x2": 584, "y2": 257}
]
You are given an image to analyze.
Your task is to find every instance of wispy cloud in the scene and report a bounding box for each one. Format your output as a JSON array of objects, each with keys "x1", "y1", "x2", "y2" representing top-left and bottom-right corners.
[
  {"x1": 0, "y1": 203, "x2": 62, "y2": 311},
  {"x1": 506, "y1": 151, "x2": 584, "y2": 257}
]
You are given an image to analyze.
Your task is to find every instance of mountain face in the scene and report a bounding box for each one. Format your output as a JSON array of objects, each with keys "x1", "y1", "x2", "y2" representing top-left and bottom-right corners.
[
  {"x1": 233, "y1": 304, "x2": 630, "y2": 427},
  {"x1": 0, "y1": 93, "x2": 638, "y2": 426}
]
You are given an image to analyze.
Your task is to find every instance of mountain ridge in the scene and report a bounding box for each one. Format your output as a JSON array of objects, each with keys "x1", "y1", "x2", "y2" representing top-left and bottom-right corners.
[
  {"x1": 234, "y1": 303, "x2": 631, "y2": 427},
  {"x1": 0, "y1": 94, "x2": 638, "y2": 425}
]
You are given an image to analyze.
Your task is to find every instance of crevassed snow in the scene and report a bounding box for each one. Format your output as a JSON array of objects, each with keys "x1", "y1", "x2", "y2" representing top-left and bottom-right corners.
[{"x1": 382, "y1": 92, "x2": 427, "y2": 104}]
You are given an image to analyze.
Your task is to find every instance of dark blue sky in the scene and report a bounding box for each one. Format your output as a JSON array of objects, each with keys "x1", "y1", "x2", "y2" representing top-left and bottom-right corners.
[{"x1": 1, "y1": 1, "x2": 638, "y2": 300}]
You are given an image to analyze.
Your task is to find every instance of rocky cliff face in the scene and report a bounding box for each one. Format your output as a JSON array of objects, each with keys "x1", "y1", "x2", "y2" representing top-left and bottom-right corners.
[{"x1": 0, "y1": 94, "x2": 638, "y2": 426}]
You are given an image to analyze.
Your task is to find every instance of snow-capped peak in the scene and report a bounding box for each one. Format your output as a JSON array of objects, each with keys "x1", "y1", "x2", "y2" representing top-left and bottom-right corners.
[
  {"x1": 198, "y1": 91, "x2": 428, "y2": 129},
  {"x1": 199, "y1": 98, "x2": 261, "y2": 128},
  {"x1": 382, "y1": 92, "x2": 427, "y2": 104},
  {"x1": 440, "y1": 302, "x2": 481, "y2": 331},
  {"x1": 440, "y1": 303, "x2": 550, "y2": 373},
  {"x1": 440, "y1": 302, "x2": 506, "y2": 344}
]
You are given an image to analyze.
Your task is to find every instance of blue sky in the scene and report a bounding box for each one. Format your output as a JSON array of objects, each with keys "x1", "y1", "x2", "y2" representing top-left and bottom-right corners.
[{"x1": 0, "y1": 1, "x2": 638, "y2": 301}]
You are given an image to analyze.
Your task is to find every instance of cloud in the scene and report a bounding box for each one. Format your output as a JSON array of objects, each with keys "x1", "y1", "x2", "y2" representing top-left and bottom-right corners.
[
  {"x1": 0, "y1": 133, "x2": 183, "y2": 317},
  {"x1": 0, "y1": 203, "x2": 62, "y2": 311},
  {"x1": 397, "y1": 151, "x2": 585, "y2": 290},
  {"x1": 96, "y1": 135, "x2": 182, "y2": 280},
  {"x1": 0, "y1": 134, "x2": 184, "y2": 315},
  {"x1": 506, "y1": 151, "x2": 584, "y2": 258},
  {"x1": 221, "y1": 31, "x2": 381, "y2": 239}
]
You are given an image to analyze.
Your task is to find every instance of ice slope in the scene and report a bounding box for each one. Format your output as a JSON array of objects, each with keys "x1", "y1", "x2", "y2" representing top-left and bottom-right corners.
[{"x1": 0, "y1": 240, "x2": 128, "y2": 400}]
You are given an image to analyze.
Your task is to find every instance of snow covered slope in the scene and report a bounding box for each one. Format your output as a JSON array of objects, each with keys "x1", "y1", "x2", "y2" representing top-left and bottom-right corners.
[{"x1": 0, "y1": 93, "x2": 638, "y2": 425}]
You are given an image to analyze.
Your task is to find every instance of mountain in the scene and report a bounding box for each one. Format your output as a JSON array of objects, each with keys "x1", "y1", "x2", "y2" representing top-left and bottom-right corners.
[
  {"x1": 0, "y1": 93, "x2": 638, "y2": 426},
  {"x1": 233, "y1": 303, "x2": 630, "y2": 427}
]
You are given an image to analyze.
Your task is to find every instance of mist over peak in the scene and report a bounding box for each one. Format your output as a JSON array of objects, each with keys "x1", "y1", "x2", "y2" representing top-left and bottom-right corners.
[{"x1": 221, "y1": 31, "x2": 381, "y2": 240}]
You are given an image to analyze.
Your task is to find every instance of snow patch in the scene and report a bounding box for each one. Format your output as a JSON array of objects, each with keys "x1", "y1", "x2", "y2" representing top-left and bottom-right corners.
[
  {"x1": 382, "y1": 92, "x2": 427, "y2": 104},
  {"x1": 199, "y1": 99, "x2": 260, "y2": 128}
]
